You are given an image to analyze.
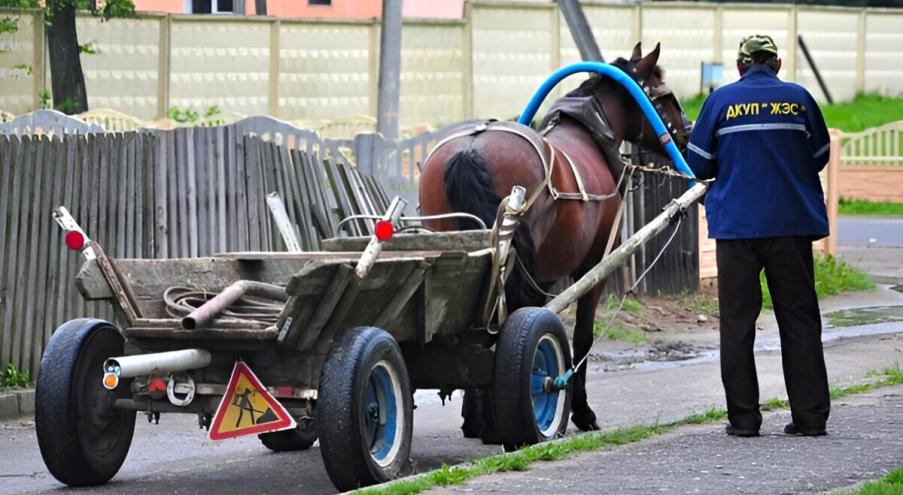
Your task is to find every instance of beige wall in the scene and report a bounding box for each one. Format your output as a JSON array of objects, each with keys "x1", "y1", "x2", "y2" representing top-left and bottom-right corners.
[{"x1": 2, "y1": 2, "x2": 902, "y2": 127}]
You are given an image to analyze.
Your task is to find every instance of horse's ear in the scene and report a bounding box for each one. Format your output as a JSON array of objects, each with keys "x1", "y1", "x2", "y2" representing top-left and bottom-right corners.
[
  {"x1": 630, "y1": 42, "x2": 643, "y2": 62},
  {"x1": 635, "y1": 42, "x2": 661, "y2": 80}
]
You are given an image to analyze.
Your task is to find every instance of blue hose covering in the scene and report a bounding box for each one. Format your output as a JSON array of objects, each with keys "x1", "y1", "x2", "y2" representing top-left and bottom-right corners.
[{"x1": 517, "y1": 62, "x2": 696, "y2": 179}]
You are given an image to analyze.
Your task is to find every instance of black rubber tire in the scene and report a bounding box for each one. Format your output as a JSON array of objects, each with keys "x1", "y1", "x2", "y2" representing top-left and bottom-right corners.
[
  {"x1": 316, "y1": 327, "x2": 413, "y2": 492},
  {"x1": 259, "y1": 419, "x2": 317, "y2": 452},
  {"x1": 493, "y1": 307, "x2": 573, "y2": 452},
  {"x1": 35, "y1": 319, "x2": 136, "y2": 486}
]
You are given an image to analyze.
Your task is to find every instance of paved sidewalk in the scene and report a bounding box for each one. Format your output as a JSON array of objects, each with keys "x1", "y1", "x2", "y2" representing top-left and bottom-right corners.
[{"x1": 432, "y1": 385, "x2": 903, "y2": 495}]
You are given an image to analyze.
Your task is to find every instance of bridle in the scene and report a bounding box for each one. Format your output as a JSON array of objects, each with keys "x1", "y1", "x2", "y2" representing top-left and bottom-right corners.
[{"x1": 620, "y1": 59, "x2": 691, "y2": 149}]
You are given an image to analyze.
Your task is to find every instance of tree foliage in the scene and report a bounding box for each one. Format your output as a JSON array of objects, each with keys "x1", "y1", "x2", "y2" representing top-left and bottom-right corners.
[{"x1": 0, "y1": 0, "x2": 135, "y2": 113}]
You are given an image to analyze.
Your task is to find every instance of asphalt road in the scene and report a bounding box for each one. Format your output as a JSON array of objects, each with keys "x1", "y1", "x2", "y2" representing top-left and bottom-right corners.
[
  {"x1": 837, "y1": 216, "x2": 903, "y2": 247},
  {"x1": 2, "y1": 325, "x2": 901, "y2": 495}
]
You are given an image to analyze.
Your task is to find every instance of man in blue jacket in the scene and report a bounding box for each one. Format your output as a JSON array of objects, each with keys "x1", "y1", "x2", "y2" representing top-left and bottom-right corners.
[{"x1": 686, "y1": 35, "x2": 831, "y2": 437}]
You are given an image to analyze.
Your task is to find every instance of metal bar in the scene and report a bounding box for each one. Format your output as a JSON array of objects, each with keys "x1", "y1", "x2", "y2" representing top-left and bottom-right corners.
[
  {"x1": 546, "y1": 182, "x2": 708, "y2": 314},
  {"x1": 355, "y1": 196, "x2": 407, "y2": 279},
  {"x1": 181, "y1": 280, "x2": 287, "y2": 330},
  {"x1": 558, "y1": 0, "x2": 604, "y2": 62},
  {"x1": 797, "y1": 34, "x2": 833, "y2": 105}
]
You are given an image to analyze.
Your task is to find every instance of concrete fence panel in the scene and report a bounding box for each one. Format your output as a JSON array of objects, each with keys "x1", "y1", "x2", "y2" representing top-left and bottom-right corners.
[
  {"x1": 401, "y1": 20, "x2": 467, "y2": 128},
  {"x1": 277, "y1": 20, "x2": 372, "y2": 121},
  {"x1": 77, "y1": 15, "x2": 162, "y2": 120},
  {"x1": 470, "y1": 2, "x2": 556, "y2": 120},
  {"x1": 169, "y1": 16, "x2": 271, "y2": 117},
  {"x1": 796, "y1": 8, "x2": 859, "y2": 102},
  {"x1": 0, "y1": 11, "x2": 39, "y2": 116},
  {"x1": 863, "y1": 10, "x2": 903, "y2": 96},
  {"x1": 641, "y1": 4, "x2": 717, "y2": 99}
]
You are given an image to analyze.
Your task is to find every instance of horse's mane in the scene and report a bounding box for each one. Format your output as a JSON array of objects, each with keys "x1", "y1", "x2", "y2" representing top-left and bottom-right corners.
[{"x1": 565, "y1": 57, "x2": 663, "y2": 98}]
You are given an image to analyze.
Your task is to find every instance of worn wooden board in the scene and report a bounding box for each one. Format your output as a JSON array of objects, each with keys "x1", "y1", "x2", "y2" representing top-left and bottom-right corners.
[{"x1": 322, "y1": 231, "x2": 491, "y2": 253}]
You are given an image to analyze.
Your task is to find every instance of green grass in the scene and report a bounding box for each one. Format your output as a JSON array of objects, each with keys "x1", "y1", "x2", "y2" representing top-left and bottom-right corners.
[
  {"x1": 850, "y1": 467, "x2": 903, "y2": 495},
  {"x1": 592, "y1": 321, "x2": 647, "y2": 344},
  {"x1": 761, "y1": 254, "x2": 874, "y2": 310},
  {"x1": 0, "y1": 362, "x2": 30, "y2": 388},
  {"x1": 359, "y1": 366, "x2": 903, "y2": 495},
  {"x1": 676, "y1": 292, "x2": 720, "y2": 318},
  {"x1": 602, "y1": 294, "x2": 643, "y2": 315},
  {"x1": 680, "y1": 93, "x2": 903, "y2": 132},
  {"x1": 839, "y1": 198, "x2": 903, "y2": 217}
]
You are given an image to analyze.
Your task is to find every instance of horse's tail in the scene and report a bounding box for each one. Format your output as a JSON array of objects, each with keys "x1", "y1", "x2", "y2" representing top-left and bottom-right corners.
[
  {"x1": 443, "y1": 147, "x2": 543, "y2": 309},
  {"x1": 444, "y1": 148, "x2": 500, "y2": 230}
]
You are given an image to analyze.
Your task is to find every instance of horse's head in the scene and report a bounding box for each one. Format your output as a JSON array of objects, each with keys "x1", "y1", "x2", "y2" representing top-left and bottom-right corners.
[
  {"x1": 578, "y1": 43, "x2": 690, "y2": 156},
  {"x1": 620, "y1": 42, "x2": 691, "y2": 154}
]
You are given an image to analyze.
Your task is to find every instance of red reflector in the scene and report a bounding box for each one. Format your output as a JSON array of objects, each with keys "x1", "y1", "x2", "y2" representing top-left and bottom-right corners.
[
  {"x1": 65, "y1": 230, "x2": 85, "y2": 251},
  {"x1": 374, "y1": 220, "x2": 394, "y2": 242},
  {"x1": 148, "y1": 378, "x2": 167, "y2": 393}
]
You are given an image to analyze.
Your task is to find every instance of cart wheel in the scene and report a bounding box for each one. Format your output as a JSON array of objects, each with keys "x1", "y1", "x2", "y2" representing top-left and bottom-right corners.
[
  {"x1": 494, "y1": 307, "x2": 572, "y2": 452},
  {"x1": 259, "y1": 418, "x2": 317, "y2": 452},
  {"x1": 317, "y1": 327, "x2": 413, "y2": 491},
  {"x1": 36, "y1": 319, "x2": 136, "y2": 486}
]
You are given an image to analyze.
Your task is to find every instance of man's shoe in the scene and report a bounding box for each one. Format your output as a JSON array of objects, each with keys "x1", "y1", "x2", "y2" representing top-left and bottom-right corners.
[
  {"x1": 784, "y1": 422, "x2": 826, "y2": 436},
  {"x1": 725, "y1": 424, "x2": 759, "y2": 437}
]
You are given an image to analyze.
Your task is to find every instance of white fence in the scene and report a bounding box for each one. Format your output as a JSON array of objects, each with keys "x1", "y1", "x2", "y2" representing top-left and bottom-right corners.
[{"x1": 1, "y1": 1, "x2": 902, "y2": 127}]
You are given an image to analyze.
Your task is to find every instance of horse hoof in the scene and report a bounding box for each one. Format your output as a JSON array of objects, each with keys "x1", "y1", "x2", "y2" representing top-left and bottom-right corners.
[{"x1": 571, "y1": 410, "x2": 600, "y2": 432}]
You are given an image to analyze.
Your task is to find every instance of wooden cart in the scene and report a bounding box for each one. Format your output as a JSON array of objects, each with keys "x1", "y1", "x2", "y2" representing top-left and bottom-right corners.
[{"x1": 34, "y1": 204, "x2": 575, "y2": 492}]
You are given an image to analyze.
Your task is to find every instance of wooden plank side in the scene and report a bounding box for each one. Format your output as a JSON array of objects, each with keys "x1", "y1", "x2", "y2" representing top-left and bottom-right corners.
[
  {"x1": 0, "y1": 136, "x2": 19, "y2": 367},
  {"x1": 114, "y1": 133, "x2": 128, "y2": 258},
  {"x1": 51, "y1": 136, "x2": 75, "y2": 336},
  {"x1": 323, "y1": 158, "x2": 359, "y2": 236},
  {"x1": 284, "y1": 147, "x2": 316, "y2": 250},
  {"x1": 5, "y1": 135, "x2": 30, "y2": 368},
  {"x1": 233, "y1": 129, "x2": 249, "y2": 252},
  {"x1": 194, "y1": 128, "x2": 209, "y2": 256},
  {"x1": 205, "y1": 127, "x2": 218, "y2": 255},
  {"x1": 290, "y1": 149, "x2": 324, "y2": 246},
  {"x1": 309, "y1": 152, "x2": 340, "y2": 237},
  {"x1": 15, "y1": 135, "x2": 42, "y2": 373},
  {"x1": 123, "y1": 133, "x2": 136, "y2": 258},
  {"x1": 186, "y1": 127, "x2": 199, "y2": 257},
  {"x1": 297, "y1": 150, "x2": 332, "y2": 240},
  {"x1": 154, "y1": 131, "x2": 169, "y2": 258},
  {"x1": 31, "y1": 135, "x2": 58, "y2": 370},
  {"x1": 244, "y1": 136, "x2": 263, "y2": 251},
  {"x1": 215, "y1": 126, "x2": 227, "y2": 253}
]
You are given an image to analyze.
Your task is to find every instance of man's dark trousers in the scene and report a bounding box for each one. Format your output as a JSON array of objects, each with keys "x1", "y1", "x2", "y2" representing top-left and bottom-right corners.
[{"x1": 716, "y1": 236, "x2": 831, "y2": 432}]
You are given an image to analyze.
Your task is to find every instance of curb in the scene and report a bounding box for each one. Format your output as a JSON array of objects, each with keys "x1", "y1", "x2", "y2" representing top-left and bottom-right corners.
[{"x1": 0, "y1": 388, "x2": 35, "y2": 420}]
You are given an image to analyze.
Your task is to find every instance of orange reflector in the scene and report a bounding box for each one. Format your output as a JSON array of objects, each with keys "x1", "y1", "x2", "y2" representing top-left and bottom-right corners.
[
  {"x1": 102, "y1": 372, "x2": 119, "y2": 390},
  {"x1": 65, "y1": 230, "x2": 85, "y2": 251},
  {"x1": 374, "y1": 220, "x2": 394, "y2": 242}
]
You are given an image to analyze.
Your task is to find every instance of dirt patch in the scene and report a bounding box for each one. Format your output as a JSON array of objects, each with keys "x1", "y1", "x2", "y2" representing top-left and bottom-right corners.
[{"x1": 560, "y1": 293, "x2": 722, "y2": 370}]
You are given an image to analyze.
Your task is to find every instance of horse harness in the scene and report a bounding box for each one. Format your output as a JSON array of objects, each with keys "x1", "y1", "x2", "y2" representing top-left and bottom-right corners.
[{"x1": 425, "y1": 119, "x2": 621, "y2": 219}]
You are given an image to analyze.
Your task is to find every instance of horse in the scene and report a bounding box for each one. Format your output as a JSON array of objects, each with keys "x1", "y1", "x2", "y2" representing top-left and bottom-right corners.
[{"x1": 418, "y1": 43, "x2": 691, "y2": 433}]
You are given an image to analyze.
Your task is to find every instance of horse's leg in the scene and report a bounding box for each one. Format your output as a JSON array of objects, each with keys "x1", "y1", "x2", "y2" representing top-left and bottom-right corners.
[{"x1": 571, "y1": 284, "x2": 604, "y2": 431}]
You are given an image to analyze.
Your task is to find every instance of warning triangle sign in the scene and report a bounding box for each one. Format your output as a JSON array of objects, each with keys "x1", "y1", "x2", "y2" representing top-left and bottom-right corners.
[{"x1": 209, "y1": 361, "x2": 297, "y2": 441}]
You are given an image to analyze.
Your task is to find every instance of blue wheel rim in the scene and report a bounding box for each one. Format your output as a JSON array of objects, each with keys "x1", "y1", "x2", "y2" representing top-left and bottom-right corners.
[
  {"x1": 364, "y1": 362, "x2": 400, "y2": 466},
  {"x1": 531, "y1": 336, "x2": 564, "y2": 436}
]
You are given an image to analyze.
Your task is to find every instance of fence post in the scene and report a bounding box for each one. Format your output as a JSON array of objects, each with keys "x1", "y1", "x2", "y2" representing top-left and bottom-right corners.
[
  {"x1": 550, "y1": 3, "x2": 561, "y2": 71},
  {"x1": 786, "y1": 5, "x2": 798, "y2": 82},
  {"x1": 462, "y1": 2, "x2": 474, "y2": 119},
  {"x1": 31, "y1": 10, "x2": 45, "y2": 111},
  {"x1": 825, "y1": 129, "x2": 841, "y2": 256},
  {"x1": 354, "y1": 133, "x2": 376, "y2": 177},
  {"x1": 268, "y1": 19, "x2": 280, "y2": 118},
  {"x1": 713, "y1": 5, "x2": 723, "y2": 63},
  {"x1": 632, "y1": 3, "x2": 642, "y2": 44},
  {"x1": 855, "y1": 10, "x2": 866, "y2": 95},
  {"x1": 368, "y1": 21, "x2": 380, "y2": 118},
  {"x1": 157, "y1": 15, "x2": 172, "y2": 120}
]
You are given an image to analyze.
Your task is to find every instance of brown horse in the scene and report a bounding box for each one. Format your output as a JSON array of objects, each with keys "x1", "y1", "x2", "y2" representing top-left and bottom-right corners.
[{"x1": 418, "y1": 43, "x2": 691, "y2": 433}]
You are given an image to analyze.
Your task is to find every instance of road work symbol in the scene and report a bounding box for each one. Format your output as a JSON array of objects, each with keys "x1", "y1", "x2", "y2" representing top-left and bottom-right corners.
[{"x1": 209, "y1": 361, "x2": 296, "y2": 441}]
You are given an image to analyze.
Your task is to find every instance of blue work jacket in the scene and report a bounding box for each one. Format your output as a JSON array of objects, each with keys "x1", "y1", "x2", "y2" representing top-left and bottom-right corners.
[{"x1": 686, "y1": 65, "x2": 831, "y2": 240}]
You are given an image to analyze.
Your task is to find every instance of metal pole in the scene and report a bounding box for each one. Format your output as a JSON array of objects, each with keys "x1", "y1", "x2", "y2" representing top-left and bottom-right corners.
[
  {"x1": 797, "y1": 34, "x2": 833, "y2": 104},
  {"x1": 376, "y1": 0, "x2": 403, "y2": 141},
  {"x1": 558, "y1": 0, "x2": 604, "y2": 62},
  {"x1": 546, "y1": 182, "x2": 708, "y2": 314}
]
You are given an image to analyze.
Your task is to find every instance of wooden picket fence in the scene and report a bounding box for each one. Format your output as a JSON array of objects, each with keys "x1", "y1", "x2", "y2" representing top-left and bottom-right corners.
[{"x1": 0, "y1": 128, "x2": 389, "y2": 377}]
